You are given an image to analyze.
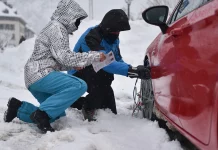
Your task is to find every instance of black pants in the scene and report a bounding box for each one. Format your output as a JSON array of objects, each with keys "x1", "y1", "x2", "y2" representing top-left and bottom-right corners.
[{"x1": 71, "y1": 66, "x2": 117, "y2": 114}]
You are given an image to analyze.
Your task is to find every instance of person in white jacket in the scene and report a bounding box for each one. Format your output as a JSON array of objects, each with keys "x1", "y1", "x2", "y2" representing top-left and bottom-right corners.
[{"x1": 4, "y1": 0, "x2": 105, "y2": 133}]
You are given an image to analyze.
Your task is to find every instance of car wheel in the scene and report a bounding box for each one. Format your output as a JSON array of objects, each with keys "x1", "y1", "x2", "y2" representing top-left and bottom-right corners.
[{"x1": 140, "y1": 79, "x2": 155, "y2": 120}]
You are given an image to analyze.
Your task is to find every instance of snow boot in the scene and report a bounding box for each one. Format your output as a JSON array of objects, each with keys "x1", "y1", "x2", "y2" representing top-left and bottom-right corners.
[
  {"x1": 82, "y1": 107, "x2": 96, "y2": 122},
  {"x1": 30, "y1": 109, "x2": 55, "y2": 133},
  {"x1": 4, "y1": 97, "x2": 22, "y2": 122}
]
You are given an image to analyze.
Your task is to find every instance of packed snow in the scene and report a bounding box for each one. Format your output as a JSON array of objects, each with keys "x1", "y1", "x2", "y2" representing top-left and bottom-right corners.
[{"x1": 0, "y1": 20, "x2": 183, "y2": 150}]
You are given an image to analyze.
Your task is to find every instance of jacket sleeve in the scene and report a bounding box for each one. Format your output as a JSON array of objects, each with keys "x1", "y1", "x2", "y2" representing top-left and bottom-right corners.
[
  {"x1": 86, "y1": 29, "x2": 130, "y2": 76},
  {"x1": 103, "y1": 61, "x2": 130, "y2": 76},
  {"x1": 48, "y1": 23, "x2": 100, "y2": 69},
  {"x1": 117, "y1": 46, "x2": 124, "y2": 62},
  {"x1": 68, "y1": 29, "x2": 103, "y2": 74},
  {"x1": 102, "y1": 43, "x2": 129, "y2": 76}
]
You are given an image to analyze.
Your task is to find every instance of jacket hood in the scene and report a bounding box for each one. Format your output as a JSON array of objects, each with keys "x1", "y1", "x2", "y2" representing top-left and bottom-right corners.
[
  {"x1": 100, "y1": 9, "x2": 130, "y2": 33},
  {"x1": 51, "y1": 0, "x2": 88, "y2": 34}
]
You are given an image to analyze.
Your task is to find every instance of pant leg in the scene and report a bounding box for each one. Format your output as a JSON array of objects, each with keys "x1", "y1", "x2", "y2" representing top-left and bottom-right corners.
[
  {"x1": 70, "y1": 71, "x2": 86, "y2": 110},
  {"x1": 102, "y1": 86, "x2": 117, "y2": 114},
  {"x1": 73, "y1": 66, "x2": 116, "y2": 113},
  {"x1": 84, "y1": 85, "x2": 117, "y2": 114},
  {"x1": 17, "y1": 102, "x2": 38, "y2": 123},
  {"x1": 30, "y1": 89, "x2": 67, "y2": 119},
  {"x1": 30, "y1": 71, "x2": 87, "y2": 119},
  {"x1": 17, "y1": 90, "x2": 65, "y2": 123},
  {"x1": 84, "y1": 86, "x2": 104, "y2": 110}
]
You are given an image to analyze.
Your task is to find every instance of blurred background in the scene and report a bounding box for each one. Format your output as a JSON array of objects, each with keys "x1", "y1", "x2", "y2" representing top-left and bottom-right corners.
[
  {"x1": 3, "y1": 0, "x2": 179, "y2": 33},
  {"x1": 0, "y1": 0, "x2": 179, "y2": 50}
]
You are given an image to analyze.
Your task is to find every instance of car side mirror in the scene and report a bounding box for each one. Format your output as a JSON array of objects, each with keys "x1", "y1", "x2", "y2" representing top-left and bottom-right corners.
[{"x1": 142, "y1": 6, "x2": 169, "y2": 34}]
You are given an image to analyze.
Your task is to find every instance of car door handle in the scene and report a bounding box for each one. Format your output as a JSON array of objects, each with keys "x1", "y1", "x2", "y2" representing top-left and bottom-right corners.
[{"x1": 170, "y1": 28, "x2": 183, "y2": 36}]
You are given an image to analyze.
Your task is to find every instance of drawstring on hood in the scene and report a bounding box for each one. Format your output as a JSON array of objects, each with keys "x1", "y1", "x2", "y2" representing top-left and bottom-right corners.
[{"x1": 51, "y1": 0, "x2": 88, "y2": 34}]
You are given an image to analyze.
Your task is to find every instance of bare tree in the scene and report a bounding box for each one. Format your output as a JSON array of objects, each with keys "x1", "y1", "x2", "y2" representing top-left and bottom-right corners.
[
  {"x1": 121, "y1": 6, "x2": 134, "y2": 21},
  {"x1": 89, "y1": 0, "x2": 93, "y2": 20},
  {"x1": 125, "y1": 0, "x2": 133, "y2": 20},
  {"x1": 0, "y1": 31, "x2": 13, "y2": 53}
]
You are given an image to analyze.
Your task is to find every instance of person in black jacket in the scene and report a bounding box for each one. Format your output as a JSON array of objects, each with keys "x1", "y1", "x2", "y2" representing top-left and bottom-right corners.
[{"x1": 68, "y1": 9, "x2": 152, "y2": 121}]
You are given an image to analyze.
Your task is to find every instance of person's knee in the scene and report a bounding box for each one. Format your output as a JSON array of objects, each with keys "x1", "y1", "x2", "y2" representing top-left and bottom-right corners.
[{"x1": 67, "y1": 79, "x2": 87, "y2": 95}]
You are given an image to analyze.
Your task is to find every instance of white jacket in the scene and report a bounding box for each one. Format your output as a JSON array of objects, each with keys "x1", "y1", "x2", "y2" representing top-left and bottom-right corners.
[{"x1": 24, "y1": 0, "x2": 100, "y2": 88}]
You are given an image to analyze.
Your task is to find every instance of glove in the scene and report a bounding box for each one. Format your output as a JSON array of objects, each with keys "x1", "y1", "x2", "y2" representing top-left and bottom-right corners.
[{"x1": 128, "y1": 65, "x2": 151, "y2": 80}]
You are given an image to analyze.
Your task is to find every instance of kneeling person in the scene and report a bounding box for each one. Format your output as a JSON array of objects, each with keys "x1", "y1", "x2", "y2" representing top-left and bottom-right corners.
[{"x1": 68, "y1": 9, "x2": 151, "y2": 121}]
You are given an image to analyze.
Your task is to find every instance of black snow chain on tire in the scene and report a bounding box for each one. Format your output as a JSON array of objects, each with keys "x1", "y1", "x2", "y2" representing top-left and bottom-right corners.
[
  {"x1": 132, "y1": 78, "x2": 142, "y2": 116},
  {"x1": 132, "y1": 78, "x2": 154, "y2": 119}
]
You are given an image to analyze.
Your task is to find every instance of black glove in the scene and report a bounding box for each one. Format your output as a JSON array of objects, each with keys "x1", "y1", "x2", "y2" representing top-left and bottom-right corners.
[{"x1": 128, "y1": 65, "x2": 151, "y2": 80}]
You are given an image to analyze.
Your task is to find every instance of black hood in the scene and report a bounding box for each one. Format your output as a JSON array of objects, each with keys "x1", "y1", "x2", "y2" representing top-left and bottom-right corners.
[{"x1": 100, "y1": 9, "x2": 131, "y2": 33}]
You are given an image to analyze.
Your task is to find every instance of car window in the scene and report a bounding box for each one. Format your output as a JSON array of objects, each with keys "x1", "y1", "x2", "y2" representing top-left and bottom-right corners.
[
  {"x1": 168, "y1": 1, "x2": 182, "y2": 24},
  {"x1": 169, "y1": 0, "x2": 205, "y2": 24},
  {"x1": 176, "y1": 0, "x2": 204, "y2": 20},
  {"x1": 203, "y1": 0, "x2": 212, "y2": 3}
]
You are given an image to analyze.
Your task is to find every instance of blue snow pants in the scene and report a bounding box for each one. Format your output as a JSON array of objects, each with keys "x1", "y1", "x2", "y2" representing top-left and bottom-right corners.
[{"x1": 17, "y1": 71, "x2": 87, "y2": 123}]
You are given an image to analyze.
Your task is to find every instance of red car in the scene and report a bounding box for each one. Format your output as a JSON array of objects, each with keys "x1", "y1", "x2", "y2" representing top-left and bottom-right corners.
[{"x1": 141, "y1": 0, "x2": 218, "y2": 149}]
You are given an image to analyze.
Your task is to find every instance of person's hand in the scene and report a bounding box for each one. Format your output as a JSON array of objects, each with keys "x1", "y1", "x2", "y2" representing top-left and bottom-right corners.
[
  {"x1": 99, "y1": 52, "x2": 106, "y2": 62},
  {"x1": 128, "y1": 65, "x2": 151, "y2": 80}
]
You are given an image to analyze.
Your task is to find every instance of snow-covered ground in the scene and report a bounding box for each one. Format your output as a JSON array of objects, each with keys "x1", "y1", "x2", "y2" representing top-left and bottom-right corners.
[{"x1": 0, "y1": 20, "x2": 183, "y2": 150}]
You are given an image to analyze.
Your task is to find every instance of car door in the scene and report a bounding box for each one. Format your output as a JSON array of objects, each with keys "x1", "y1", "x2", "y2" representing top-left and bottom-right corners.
[
  {"x1": 149, "y1": 4, "x2": 183, "y2": 127},
  {"x1": 169, "y1": 0, "x2": 218, "y2": 145}
]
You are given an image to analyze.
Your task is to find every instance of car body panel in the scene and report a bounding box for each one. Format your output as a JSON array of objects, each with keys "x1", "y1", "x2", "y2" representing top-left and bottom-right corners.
[
  {"x1": 176, "y1": 1, "x2": 218, "y2": 144},
  {"x1": 148, "y1": 32, "x2": 182, "y2": 127},
  {"x1": 145, "y1": 0, "x2": 218, "y2": 149}
]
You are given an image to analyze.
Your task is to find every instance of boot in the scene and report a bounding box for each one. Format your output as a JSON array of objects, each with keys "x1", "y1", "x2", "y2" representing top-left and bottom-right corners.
[
  {"x1": 82, "y1": 107, "x2": 96, "y2": 122},
  {"x1": 4, "y1": 97, "x2": 22, "y2": 122},
  {"x1": 30, "y1": 109, "x2": 55, "y2": 133}
]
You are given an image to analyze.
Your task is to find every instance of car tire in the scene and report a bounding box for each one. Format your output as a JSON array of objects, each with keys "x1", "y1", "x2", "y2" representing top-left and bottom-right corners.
[{"x1": 140, "y1": 79, "x2": 155, "y2": 120}]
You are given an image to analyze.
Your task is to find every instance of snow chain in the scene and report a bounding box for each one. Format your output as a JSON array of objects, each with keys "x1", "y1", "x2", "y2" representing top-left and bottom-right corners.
[{"x1": 132, "y1": 78, "x2": 154, "y2": 119}]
